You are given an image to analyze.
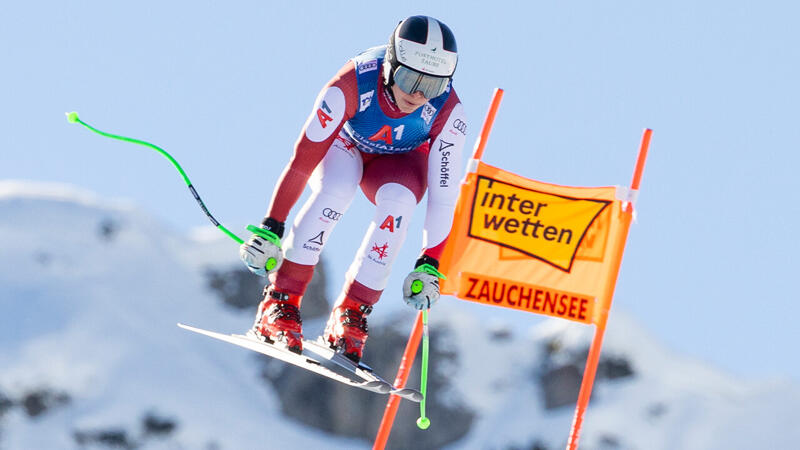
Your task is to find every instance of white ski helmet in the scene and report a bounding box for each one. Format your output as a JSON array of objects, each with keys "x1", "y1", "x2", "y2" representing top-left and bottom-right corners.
[{"x1": 383, "y1": 15, "x2": 458, "y2": 99}]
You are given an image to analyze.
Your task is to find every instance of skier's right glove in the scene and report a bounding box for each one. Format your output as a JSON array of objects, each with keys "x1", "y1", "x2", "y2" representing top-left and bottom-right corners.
[
  {"x1": 402, "y1": 256, "x2": 446, "y2": 310},
  {"x1": 239, "y1": 217, "x2": 285, "y2": 277}
]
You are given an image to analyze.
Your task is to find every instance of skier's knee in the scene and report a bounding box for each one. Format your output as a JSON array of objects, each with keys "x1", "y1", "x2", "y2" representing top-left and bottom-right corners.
[{"x1": 375, "y1": 183, "x2": 417, "y2": 207}]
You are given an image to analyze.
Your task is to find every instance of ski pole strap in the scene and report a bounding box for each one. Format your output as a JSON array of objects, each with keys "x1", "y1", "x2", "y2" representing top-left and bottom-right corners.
[
  {"x1": 416, "y1": 308, "x2": 431, "y2": 430},
  {"x1": 66, "y1": 111, "x2": 244, "y2": 244}
]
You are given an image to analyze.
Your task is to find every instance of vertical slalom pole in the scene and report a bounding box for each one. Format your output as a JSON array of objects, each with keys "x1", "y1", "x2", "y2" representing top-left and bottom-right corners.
[
  {"x1": 471, "y1": 88, "x2": 504, "y2": 162},
  {"x1": 372, "y1": 88, "x2": 505, "y2": 450},
  {"x1": 373, "y1": 312, "x2": 424, "y2": 450},
  {"x1": 566, "y1": 128, "x2": 651, "y2": 450}
]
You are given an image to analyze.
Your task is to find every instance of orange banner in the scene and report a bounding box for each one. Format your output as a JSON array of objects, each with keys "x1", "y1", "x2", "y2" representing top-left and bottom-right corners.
[{"x1": 439, "y1": 162, "x2": 628, "y2": 325}]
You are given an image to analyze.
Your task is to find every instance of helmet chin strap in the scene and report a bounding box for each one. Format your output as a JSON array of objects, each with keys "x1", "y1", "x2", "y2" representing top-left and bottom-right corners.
[
  {"x1": 385, "y1": 84, "x2": 397, "y2": 105},
  {"x1": 380, "y1": 66, "x2": 399, "y2": 107}
]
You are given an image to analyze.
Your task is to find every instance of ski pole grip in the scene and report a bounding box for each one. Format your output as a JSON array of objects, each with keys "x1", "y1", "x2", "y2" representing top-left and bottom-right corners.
[{"x1": 246, "y1": 224, "x2": 282, "y2": 272}]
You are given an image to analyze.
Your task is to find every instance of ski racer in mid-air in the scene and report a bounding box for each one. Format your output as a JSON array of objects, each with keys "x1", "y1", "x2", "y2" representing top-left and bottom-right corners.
[{"x1": 240, "y1": 15, "x2": 467, "y2": 363}]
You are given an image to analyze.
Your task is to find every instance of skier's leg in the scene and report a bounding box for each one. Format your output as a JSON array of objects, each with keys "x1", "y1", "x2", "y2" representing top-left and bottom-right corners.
[
  {"x1": 273, "y1": 135, "x2": 363, "y2": 294},
  {"x1": 345, "y1": 182, "x2": 419, "y2": 293},
  {"x1": 254, "y1": 133, "x2": 363, "y2": 352},
  {"x1": 344, "y1": 147, "x2": 428, "y2": 301},
  {"x1": 325, "y1": 148, "x2": 428, "y2": 362}
]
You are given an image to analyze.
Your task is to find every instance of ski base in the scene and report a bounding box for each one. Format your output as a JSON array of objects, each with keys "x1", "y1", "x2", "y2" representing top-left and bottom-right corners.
[{"x1": 178, "y1": 323, "x2": 422, "y2": 402}]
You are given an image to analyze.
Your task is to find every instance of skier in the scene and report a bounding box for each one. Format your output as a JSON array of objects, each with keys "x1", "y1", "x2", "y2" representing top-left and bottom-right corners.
[{"x1": 240, "y1": 15, "x2": 467, "y2": 363}]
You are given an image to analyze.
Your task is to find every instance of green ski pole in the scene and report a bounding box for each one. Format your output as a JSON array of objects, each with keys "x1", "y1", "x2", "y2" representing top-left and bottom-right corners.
[
  {"x1": 65, "y1": 111, "x2": 246, "y2": 244},
  {"x1": 416, "y1": 308, "x2": 431, "y2": 430}
]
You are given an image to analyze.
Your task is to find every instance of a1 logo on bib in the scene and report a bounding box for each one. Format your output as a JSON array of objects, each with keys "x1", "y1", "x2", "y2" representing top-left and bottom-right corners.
[
  {"x1": 305, "y1": 86, "x2": 346, "y2": 142},
  {"x1": 369, "y1": 124, "x2": 405, "y2": 145}
]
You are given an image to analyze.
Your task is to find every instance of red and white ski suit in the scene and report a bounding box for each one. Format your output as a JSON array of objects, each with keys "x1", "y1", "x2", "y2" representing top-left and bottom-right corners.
[{"x1": 265, "y1": 56, "x2": 467, "y2": 306}]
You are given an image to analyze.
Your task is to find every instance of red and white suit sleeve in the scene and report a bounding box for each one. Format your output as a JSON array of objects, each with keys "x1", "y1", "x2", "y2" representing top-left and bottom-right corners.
[
  {"x1": 265, "y1": 62, "x2": 359, "y2": 222},
  {"x1": 422, "y1": 91, "x2": 466, "y2": 261}
]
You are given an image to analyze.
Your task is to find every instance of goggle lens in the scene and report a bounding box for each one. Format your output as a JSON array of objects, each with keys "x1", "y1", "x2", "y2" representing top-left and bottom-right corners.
[{"x1": 393, "y1": 66, "x2": 449, "y2": 99}]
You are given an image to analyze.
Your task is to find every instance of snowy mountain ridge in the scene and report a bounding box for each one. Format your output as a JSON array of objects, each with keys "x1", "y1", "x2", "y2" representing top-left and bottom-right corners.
[{"x1": 1, "y1": 180, "x2": 798, "y2": 450}]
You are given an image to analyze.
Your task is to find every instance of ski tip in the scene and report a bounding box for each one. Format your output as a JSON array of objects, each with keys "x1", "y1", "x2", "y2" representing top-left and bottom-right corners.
[
  {"x1": 393, "y1": 388, "x2": 424, "y2": 403},
  {"x1": 177, "y1": 323, "x2": 204, "y2": 333},
  {"x1": 364, "y1": 381, "x2": 392, "y2": 394}
]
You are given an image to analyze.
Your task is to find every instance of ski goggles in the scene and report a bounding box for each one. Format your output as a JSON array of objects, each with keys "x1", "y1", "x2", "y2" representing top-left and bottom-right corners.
[{"x1": 392, "y1": 66, "x2": 450, "y2": 99}]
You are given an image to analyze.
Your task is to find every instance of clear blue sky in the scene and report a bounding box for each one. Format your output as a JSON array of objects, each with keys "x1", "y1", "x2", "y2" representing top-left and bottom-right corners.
[{"x1": 2, "y1": 1, "x2": 799, "y2": 382}]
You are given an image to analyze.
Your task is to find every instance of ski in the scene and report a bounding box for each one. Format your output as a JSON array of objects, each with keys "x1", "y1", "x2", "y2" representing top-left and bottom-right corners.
[
  {"x1": 177, "y1": 323, "x2": 422, "y2": 402},
  {"x1": 303, "y1": 337, "x2": 423, "y2": 402}
]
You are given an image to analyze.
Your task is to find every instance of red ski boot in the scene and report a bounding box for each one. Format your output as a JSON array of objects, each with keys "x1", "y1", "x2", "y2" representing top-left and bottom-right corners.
[
  {"x1": 251, "y1": 286, "x2": 304, "y2": 354},
  {"x1": 324, "y1": 297, "x2": 372, "y2": 364}
]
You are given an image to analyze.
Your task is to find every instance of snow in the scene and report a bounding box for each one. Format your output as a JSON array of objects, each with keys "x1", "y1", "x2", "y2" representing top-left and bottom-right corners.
[
  {"x1": 2, "y1": 180, "x2": 799, "y2": 449},
  {"x1": 0, "y1": 180, "x2": 368, "y2": 449},
  {"x1": 437, "y1": 306, "x2": 800, "y2": 450}
]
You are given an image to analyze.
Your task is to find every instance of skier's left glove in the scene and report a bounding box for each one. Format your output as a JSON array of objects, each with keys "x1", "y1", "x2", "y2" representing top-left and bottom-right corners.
[
  {"x1": 240, "y1": 217, "x2": 285, "y2": 277},
  {"x1": 402, "y1": 256, "x2": 446, "y2": 310}
]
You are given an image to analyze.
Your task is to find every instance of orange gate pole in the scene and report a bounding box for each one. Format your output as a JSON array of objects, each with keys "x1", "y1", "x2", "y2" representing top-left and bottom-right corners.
[
  {"x1": 372, "y1": 312, "x2": 424, "y2": 450},
  {"x1": 566, "y1": 128, "x2": 652, "y2": 450}
]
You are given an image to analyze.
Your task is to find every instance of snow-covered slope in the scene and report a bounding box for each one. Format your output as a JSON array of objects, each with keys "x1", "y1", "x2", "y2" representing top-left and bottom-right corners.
[
  {"x1": 0, "y1": 181, "x2": 365, "y2": 449},
  {"x1": 2, "y1": 180, "x2": 798, "y2": 450}
]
